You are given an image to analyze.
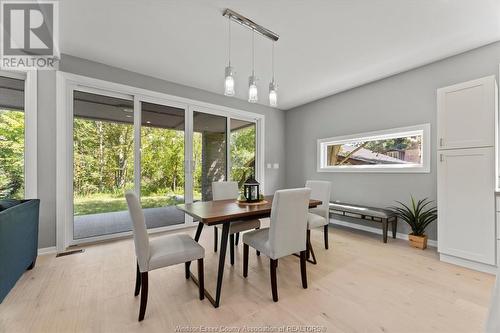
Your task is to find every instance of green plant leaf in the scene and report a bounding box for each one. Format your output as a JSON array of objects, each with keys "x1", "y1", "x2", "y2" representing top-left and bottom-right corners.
[{"x1": 390, "y1": 196, "x2": 437, "y2": 236}]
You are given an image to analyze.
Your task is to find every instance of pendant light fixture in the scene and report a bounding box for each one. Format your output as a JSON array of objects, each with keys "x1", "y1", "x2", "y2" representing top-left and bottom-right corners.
[
  {"x1": 268, "y1": 41, "x2": 277, "y2": 107},
  {"x1": 224, "y1": 16, "x2": 235, "y2": 96},
  {"x1": 248, "y1": 29, "x2": 258, "y2": 103},
  {"x1": 222, "y1": 9, "x2": 279, "y2": 105}
]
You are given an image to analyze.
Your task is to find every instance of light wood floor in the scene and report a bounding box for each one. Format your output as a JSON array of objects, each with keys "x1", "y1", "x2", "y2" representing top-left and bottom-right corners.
[{"x1": 0, "y1": 222, "x2": 495, "y2": 333}]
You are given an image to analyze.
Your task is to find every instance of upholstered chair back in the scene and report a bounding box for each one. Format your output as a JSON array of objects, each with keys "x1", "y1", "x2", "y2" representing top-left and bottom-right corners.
[
  {"x1": 125, "y1": 191, "x2": 150, "y2": 272},
  {"x1": 212, "y1": 181, "x2": 239, "y2": 201},
  {"x1": 305, "y1": 180, "x2": 331, "y2": 220},
  {"x1": 268, "y1": 188, "x2": 311, "y2": 259}
]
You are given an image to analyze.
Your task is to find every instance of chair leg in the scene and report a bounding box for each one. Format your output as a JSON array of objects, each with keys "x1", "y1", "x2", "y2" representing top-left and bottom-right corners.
[
  {"x1": 306, "y1": 230, "x2": 318, "y2": 265},
  {"x1": 235, "y1": 232, "x2": 240, "y2": 245},
  {"x1": 214, "y1": 227, "x2": 218, "y2": 252},
  {"x1": 306, "y1": 230, "x2": 311, "y2": 259},
  {"x1": 197, "y1": 258, "x2": 204, "y2": 300},
  {"x1": 255, "y1": 227, "x2": 260, "y2": 256},
  {"x1": 134, "y1": 262, "x2": 141, "y2": 296},
  {"x1": 300, "y1": 250, "x2": 308, "y2": 289},
  {"x1": 324, "y1": 225, "x2": 329, "y2": 250},
  {"x1": 185, "y1": 262, "x2": 190, "y2": 279},
  {"x1": 270, "y1": 259, "x2": 278, "y2": 302},
  {"x1": 138, "y1": 272, "x2": 148, "y2": 321},
  {"x1": 230, "y1": 234, "x2": 235, "y2": 266},
  {"x1": 243, "y1": 243, "x2": 249, "y2": 278},
  {"x1": 392, "y1": 218, "x2": 397, "y2": 239}
]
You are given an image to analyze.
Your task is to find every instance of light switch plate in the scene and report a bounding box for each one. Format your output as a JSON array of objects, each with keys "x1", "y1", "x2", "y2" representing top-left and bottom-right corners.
[
  {"x1": 273, "y1": 163, "x2": 279, "y2": 169},
  {"x1": 267, "y1": 163, "x2": 272, "y2": 169}
]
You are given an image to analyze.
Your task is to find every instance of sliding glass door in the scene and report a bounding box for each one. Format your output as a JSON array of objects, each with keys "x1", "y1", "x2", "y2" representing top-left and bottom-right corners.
[
  {"x1": 140, "y1": 102, "x2": 186, "y2": 227},
  {"x1": 193, "y1": 111, "x2": 227, "y2": 202},
  {"x1": 230, "y1": 119, "x2": 256, "y2": 190},
  {"x1": 66, "y1": 81, "x2": 261, "y2": 246},
  {"x1": 192, "y1": 110, "x2": 257, "y2": 201},
  {"x1": 73, "y1": 91, "x2": 135, "y2": 239}
]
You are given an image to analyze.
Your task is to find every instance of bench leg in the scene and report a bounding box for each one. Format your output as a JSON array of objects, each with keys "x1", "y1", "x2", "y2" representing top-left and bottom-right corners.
[
  {"x1": 382, "y1": 219, "x2": 388, "y2": 243},
  {"x1": 392, "y1": 218, "x2": 397, "y2": 239}
]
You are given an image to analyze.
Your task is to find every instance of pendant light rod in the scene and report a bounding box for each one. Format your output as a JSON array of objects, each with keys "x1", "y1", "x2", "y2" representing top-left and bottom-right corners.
[
  {"x1": 271, "y1": 41, "x2": 275, "y2": 80},
  {"x1": 252, "y1": 29, "x2": 255, "y2": 74},
  {"x1": 223, "y1": 9, "x2": 279, "y2": 42},
  {"x1": 227, "y1": 16, "x2": 231, "y2": 65}
]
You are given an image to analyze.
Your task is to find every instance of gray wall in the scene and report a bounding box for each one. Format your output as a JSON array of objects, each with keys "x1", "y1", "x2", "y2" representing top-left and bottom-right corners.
[
  {"x1": 285, "y1": 41, "x2": 500, "y2": 241},
  {"x1": 36, "y1": 54, "x2": 286, "y2": 248}
]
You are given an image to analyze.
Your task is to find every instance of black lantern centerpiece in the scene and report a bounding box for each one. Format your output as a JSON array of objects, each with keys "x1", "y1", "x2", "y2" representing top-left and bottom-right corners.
[{"x1": 243, "y1": 176, "x2": 260, "y2": 202}]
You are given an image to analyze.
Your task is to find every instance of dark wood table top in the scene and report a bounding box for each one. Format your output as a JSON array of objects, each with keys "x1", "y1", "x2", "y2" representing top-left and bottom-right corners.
[{"x1": 176, "y1": 195, "x2": 322, "y2": 226}]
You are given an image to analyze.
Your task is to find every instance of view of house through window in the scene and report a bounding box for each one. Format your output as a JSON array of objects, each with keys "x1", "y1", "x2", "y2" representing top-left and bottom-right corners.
[
  {"x1": 318, "y1": 125, "x2": 430, "y2": 173},
  {"x1": 0, "y1": 76, "x2": 25, "y2": 199},
  {"x1": 326, "y1": 134, "x2": 423, "y2": 167}
]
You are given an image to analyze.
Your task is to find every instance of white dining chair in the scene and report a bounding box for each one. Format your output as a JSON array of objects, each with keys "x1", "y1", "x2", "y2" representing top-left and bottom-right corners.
[
  {"x1": 242, "y1": 188, "x2": 311, "y2": 302},
  {"x1": 305, "y1": 180, "x2": 331, "y2": 264},
  {"x1": 125, "y1": 191, "x2": 205, "y2": 321},
  {"x1": 212, "y1": 181, "x2": 261, "y2": 265}
]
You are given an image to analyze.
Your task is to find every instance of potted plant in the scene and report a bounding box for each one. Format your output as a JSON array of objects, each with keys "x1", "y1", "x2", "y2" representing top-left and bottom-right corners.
[{"x1": 391, "y1": 197, "x2": 437, "y2": 250}]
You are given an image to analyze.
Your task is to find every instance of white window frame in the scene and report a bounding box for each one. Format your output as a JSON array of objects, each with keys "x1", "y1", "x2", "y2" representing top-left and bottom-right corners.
[
  {"x1": 0, "y1": 69, "x2": 37, "y2": 198},
  {"x1": 317, "y1": 124, "x2": 431, "y2": 173},
  {"x1": 56, "y1": 71, "x2": 265, "y2": 252}
]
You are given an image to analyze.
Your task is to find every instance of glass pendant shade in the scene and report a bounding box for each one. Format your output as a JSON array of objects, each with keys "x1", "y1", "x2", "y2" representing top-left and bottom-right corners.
[
  {"x1": 248, "y1": 75, "x2": 258, "y2": 103},
  {"x1": 224, "y1": 66, "x2": 235, "y2": 96},
  {"x1": 269, "y1": 81, "x2": 277, "y2": 107}
]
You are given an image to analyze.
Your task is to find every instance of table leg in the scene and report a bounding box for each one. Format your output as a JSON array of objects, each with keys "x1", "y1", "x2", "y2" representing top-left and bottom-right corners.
[
  {"x1": 194, "y1": 221, "x2": 204, "y2": 242},
  {"x1": 187, "y1": 222, "x2": 204, "y2": 272},
  {"x1": 215, "y1": 222, "x2": 230, "y2": 308}
]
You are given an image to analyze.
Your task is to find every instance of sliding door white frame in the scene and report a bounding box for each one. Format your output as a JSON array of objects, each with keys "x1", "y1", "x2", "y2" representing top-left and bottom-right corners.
[
  {"x1": 56, "y1": 71, "x2": 265, "y2": 252},
  {"x1": 0, "y1": 69, "x2": 37, "y2": 198}
]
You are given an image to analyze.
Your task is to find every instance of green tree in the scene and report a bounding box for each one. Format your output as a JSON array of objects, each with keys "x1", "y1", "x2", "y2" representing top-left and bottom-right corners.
[{"x1": 0, "y1": 110, "x2": 25, "y2": 198}]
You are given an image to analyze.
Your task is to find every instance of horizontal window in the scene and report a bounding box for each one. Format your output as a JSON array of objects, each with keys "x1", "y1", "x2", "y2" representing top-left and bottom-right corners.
[{"x1": 317, "y1": 124, "x2": 430, "y2": 173}]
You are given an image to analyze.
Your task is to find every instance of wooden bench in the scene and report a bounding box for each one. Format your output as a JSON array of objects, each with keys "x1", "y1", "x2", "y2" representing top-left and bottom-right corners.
[{"x1": 329, "y1": 201, "x2": 397, "y2": 243}]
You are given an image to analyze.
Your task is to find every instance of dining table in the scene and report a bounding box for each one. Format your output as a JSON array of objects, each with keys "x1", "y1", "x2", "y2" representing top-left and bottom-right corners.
[{"x1": 176, "y1": 195, "x2": 322, "y2": 308}]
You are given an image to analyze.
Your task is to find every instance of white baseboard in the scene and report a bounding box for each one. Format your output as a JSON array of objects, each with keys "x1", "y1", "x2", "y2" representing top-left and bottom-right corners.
[
  {"x1": 439, "y1": 254, "x2": 497, "y2": 275},
  {"x1": 38, "y1": 246, "x2": 56, "y2": 255},
  {"x1": 330, "y1": 218, "x2": 438, "y2": 247}
]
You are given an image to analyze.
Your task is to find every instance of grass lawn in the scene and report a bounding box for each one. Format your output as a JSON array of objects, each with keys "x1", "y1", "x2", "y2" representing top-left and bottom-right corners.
[{"x1": 74, "y1": 193, "x2": 183, "y2": 216}]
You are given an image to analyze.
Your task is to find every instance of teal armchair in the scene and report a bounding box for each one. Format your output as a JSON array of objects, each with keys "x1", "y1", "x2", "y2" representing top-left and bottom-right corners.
[{"x1": 0, "y1": 199, "x2": 40, "y2": 303}]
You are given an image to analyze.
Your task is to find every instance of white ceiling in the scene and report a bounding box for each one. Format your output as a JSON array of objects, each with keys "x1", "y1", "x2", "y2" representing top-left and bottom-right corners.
[{"x1": 60, "y1": 0, "x2": 500, "y2": 110}]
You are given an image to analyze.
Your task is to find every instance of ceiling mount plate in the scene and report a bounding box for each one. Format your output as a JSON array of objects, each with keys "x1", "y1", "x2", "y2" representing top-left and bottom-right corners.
[{"x1": 223, "y1": 9, "x2": 279, "y2": 42}]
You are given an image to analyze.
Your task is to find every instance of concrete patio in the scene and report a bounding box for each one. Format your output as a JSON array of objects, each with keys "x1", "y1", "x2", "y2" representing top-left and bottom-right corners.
[{"x1": 73, "y1": 206, "x2": 186, "y2": 239}]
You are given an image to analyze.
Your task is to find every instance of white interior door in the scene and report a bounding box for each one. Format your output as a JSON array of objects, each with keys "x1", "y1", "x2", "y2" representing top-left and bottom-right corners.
[
  {"x1": 437, "y1": 76, "x2": 497, "y2": 150},
  {"x1": 437, "y1": 147, "x2": 496, "y2": 265}
]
